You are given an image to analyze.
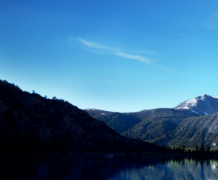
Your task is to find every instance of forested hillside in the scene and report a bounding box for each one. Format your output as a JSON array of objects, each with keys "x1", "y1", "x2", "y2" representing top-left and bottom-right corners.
[
  {"x1": 86, "y1": 108, "x2": 218, "y2": 148},
  {"x1": 0, "y1": 80, "x2": 158, "y2": 153}
]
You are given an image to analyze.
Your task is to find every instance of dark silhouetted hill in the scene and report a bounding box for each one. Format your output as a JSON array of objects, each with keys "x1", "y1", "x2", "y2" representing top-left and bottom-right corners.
[{"x1": 0, "y1": 80, "x2": 157, "y2": 153}]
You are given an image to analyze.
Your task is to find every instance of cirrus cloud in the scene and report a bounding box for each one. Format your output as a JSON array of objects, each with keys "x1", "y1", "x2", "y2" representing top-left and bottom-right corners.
[
  {"x1": 77, "y1": 38, "x2": 118, "y2": 51},
  {"x1": 116, "y1": 52, "x2": 151, "y2": 63},
  {"x1": 77, "y1": 37, "x2": 152, "y2": 64}
]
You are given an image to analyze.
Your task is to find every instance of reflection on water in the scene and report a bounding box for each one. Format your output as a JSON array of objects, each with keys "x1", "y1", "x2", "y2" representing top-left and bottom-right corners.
[{"x1": 1, "y1": 154, "x2": 218, "y2": 180}]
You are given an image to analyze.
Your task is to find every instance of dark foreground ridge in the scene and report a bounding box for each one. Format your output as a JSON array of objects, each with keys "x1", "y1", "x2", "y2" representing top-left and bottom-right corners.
[{"x1": 0, "y1": 80, "x2": 157, "y2": 153}]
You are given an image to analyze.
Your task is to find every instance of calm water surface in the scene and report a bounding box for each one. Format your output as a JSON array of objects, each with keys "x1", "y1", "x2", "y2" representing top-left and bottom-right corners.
[{"x1": 1, "y1": 154, "x2": 218, "y2": 180}]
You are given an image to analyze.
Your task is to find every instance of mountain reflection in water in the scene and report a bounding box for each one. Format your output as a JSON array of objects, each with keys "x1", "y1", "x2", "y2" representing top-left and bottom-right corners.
[{"x1": 0, "y1": 154, "x2": 218, "y2": 180}]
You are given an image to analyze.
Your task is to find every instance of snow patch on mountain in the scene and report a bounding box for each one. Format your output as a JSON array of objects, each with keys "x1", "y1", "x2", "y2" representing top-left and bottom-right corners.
[
  {"x1": 86, "y1": 108, "x2": 98, "y2": 111},
  {"x1": 175, "y1": 94, "x2": 218, "y2": 115},
  {"x1": 175, "y1": 97, "x2": 199, "y2": 110}
]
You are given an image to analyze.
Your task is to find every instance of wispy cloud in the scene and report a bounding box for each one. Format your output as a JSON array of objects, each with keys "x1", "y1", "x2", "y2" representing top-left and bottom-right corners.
[
  {"x1": 210, "y1": 10, "x2": 218, "y2": 19},
  {"x1": 201, "y1": 9, "x2": 218, "y2": 30},
  {"x1": 77, "y1": 38, "x2": 117, "y2": 51},
  {"x1": 116, "y1": 52, "x2": 151, "y2": 63},
  {"x1": 77, "y1": 38, "x2": 152, "y2": 64},
  {"x1": 158, "y1": 65, "x2": 172, "y2": 72}
]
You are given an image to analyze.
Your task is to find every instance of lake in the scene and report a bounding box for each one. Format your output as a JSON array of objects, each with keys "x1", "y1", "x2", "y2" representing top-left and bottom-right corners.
[{"x1": 1, "y1": 153, "x2": 218, "y2": 180}]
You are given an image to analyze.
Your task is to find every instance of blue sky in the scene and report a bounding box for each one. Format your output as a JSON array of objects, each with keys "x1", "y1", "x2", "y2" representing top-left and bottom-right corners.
[{"x1": 1, "y1": 0, "x2": 218, "y2": 112}]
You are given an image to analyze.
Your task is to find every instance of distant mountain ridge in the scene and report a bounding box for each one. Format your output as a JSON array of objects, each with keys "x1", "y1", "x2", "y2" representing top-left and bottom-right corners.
[
  {"x1": 86, "y1": 95, "x2": 218, "y2": 148},
  {"x1": 175, "y1": 94, "x2": 218, "y2": 115}
]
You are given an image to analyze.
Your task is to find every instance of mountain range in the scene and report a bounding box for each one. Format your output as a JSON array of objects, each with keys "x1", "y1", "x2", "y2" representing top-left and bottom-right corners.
[
  {"x1": 2, "y1": 78, "x2": 218, "y2": 151},
  {"x1": 0, "y1": 80, "x2": 157, "y2": 153},
  {"x1": 86, "y1": 94, "x2": 218, "y2": 148}
]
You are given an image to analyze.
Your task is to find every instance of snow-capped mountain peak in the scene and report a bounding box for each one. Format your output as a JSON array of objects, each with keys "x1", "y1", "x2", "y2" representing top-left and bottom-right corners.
[{"x1": 175, "y1": 94, "x2": 218, "y2": 115}]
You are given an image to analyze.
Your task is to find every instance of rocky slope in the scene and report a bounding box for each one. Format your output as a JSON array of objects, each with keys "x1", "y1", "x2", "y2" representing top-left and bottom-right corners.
[
  {"x1": 175, "y1": 94, "x2": 218, "y2": 115},
  {"x1": 0, "y1": 80, "x2": 157, "y2": 153}
]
